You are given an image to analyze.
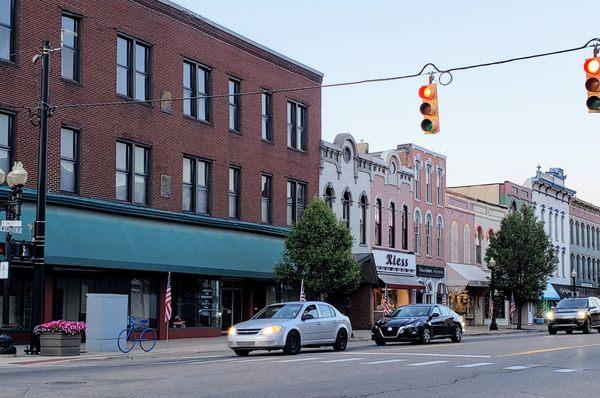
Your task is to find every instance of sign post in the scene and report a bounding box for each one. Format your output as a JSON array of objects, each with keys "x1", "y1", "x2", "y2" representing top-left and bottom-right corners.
[{"x1": 0, "y1": 262, "x2": 8, "y2": 280}]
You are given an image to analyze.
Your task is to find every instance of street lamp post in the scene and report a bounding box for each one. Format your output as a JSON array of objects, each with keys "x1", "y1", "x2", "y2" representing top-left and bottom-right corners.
[
  {"x1": 488, "y1": 259, "x2": 498, "y2": 331},
  {"x1": 571, "y1": 270, "x2": 577, "y2": 298}
]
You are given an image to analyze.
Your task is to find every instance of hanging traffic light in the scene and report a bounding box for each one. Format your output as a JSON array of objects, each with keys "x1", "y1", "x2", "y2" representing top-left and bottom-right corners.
[
  {"x1": 584, "y1": 56, "x2": 600, "y2": 113},
  {"x1": 419, "y1": 82, "x2": 439, "y2": 134}
]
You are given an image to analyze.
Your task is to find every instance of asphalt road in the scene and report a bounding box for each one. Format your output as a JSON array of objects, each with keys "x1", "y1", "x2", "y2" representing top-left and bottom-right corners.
[{"x1": 2, "y1": 331, "x2": 600, "y2": 398}]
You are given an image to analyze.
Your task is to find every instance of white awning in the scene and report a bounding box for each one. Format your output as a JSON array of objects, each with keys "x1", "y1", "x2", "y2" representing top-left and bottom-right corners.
[
  {"x1": 446, "y1": 263, "x2": 490, "y2": 292},
  {"x1": 378, "y1": 273, "x2": 424, "y2": 290}
]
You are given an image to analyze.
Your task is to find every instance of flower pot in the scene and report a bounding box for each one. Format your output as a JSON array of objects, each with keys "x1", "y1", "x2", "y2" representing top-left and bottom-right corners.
[{"x1": 40, "y1": 332, "x2": 82, "y2": 356}]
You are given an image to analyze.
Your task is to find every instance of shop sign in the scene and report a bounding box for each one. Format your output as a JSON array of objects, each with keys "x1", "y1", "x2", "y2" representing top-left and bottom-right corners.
[
  {"x1": 581, "y1": 282, "x2": 594, "y2": 288},
  {"x1": 417, "y1": 265, "x2": 445, "y2": 279},
  {"x1": 0, "y1": 262, "x2": 8, "y2": 279},
  {"x1": 373, "y1": 249, "x2": 416, "y2": 276}
]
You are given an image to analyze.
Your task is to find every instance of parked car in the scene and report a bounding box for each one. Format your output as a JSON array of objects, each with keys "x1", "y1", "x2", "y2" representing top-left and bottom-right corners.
[
  {"x1": 371, "y1": 304, "x2": 463, "y2": 345},
  {"x1": 227, "y1": 301, "x2": 352, "y2": 356},
  {"x1": 546, "y1": 297, "x2": 600, "y2": 334}
]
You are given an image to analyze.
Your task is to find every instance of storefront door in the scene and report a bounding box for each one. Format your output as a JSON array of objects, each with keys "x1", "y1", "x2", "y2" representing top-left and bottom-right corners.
[{"x1": 221, "y1": 284, "x2": 243, "y2": 331}]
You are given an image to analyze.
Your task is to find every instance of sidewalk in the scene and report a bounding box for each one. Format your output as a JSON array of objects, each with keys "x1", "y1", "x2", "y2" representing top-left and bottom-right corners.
[{"x1": 0, "y1": 324, "x2": 546, "y2": 366}]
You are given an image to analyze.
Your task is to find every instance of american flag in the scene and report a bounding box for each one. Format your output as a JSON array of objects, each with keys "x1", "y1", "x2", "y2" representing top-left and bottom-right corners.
[
  {"x1": 509, "y1": 292, "x2": 516, "y2": 321},
  {"x1": 383, "y1": 289, "x2": 393, "y2": 316},
  {"x1": 164, "y1": 272, "x2": 172, "y2": 324},
  {"x1": 299, "y1": 279, "x2": 306, "y2": 302},
  {"x1": 488, "y1": 292, "x2": 494, "y2": 319}
]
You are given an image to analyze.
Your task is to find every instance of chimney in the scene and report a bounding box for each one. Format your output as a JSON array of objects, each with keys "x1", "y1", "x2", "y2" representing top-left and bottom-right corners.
[{"x1": 357, "y1": 140, "x2": 369, "y2": 154}]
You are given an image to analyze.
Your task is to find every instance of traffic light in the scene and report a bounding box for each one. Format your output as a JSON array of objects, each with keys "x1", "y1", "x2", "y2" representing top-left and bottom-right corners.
[
  {"x1": 584, "y1": 57, "x2": 600, "y2": 113},
  {"x1": 0, "y1": 242, "x2": 5, "y2": 256},
  {"x1": 419, "y1": 83, "x2": 439, "y2": 134}
]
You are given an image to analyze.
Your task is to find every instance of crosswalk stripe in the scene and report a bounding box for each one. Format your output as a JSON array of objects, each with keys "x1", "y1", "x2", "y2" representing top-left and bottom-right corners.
[
  {"x1": 555, "y1": 369, "x2": 578, "y2": 373},
  {"x1": 233, "y1": 358, "x2": 275, "y2": 363},
  {"x1": 275, "y1": 357, "x2": 320, "y2": 363},
  {"x1": 408, "y1": 360, "x2": 449, "y2": 366},
  {"x1": 454, "y1": 362, "x2": 494, "y2": 368},
  {"x1": 503, "y1": 365, "x2": 530, "y2": 370},
  {"x1": 362, "y1": 359, "x2": 408, "y2": 365},
  {"x1": 320, "y1": 358, "x2": 363, "y2": 363}
]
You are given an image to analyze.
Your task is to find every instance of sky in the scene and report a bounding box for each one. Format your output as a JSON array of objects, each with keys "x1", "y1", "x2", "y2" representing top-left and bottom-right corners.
[{"x1": 175, "y1": 0, "x2": 600, "y2": 203}]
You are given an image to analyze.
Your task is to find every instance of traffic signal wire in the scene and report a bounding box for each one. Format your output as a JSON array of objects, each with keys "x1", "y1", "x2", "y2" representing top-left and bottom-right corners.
[{"x1": 17, "y1": 37, "x2": 600, "y2": 112}]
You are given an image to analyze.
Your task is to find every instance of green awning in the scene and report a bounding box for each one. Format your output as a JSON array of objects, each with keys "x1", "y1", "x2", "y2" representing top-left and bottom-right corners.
[{"x1": 14, "y1": 203, "x2": 284, "y2": 278}]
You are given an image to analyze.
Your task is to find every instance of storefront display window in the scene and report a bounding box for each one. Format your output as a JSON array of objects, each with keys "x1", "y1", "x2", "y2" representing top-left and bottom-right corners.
[
  {"x1": 0, "y1": 268, "x2": 33, "y2": 331},
  {"x1": 373, "y1": 288, "x2": 410, "y2": 312},
  {"x1": 172, "y1": 276, "x2": 221, "y2": 328},
  {"x1": 449, "y1": 292, "x2": 473, "y2": 320}
]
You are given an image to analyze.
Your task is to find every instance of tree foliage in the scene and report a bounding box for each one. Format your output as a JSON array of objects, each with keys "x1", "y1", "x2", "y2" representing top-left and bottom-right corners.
[
  {"x1": 485, "y1": 205, "x2": 557, "y2": 329},
  {"x1": 274, "y1": 197, "x2": 361, "y2": 299}
]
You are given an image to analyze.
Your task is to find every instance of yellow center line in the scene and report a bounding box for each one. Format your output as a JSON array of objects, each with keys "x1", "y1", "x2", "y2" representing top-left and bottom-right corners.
[{"x1": 498, "y1": 343, "x2": 600, "y2": 357}]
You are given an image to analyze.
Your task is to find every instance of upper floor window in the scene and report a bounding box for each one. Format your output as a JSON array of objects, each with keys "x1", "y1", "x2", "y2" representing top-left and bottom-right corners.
[
  {"x1": 342, "y1": 190, "x2": 351, "y2": 229},
  {"x1": 228, "y1": 167, "x2": 240, "y2": 219},
  {"x1": 0, "y1": 0, "x2": 14, "y2": 61},
  {"x1": 261, "y1": 174, "x2": 272, "y2": 224},
  {"x1": 324, "y1": 186, "x2": 334, "y2": 209},
  {"x1": 261, "y1": 92, "x2": 272, "y2": 141},
  {"x1": 425, "y1": 214, "x2": 432, "y2": 256},
  {"x1": 183, "y1": 61, "x2": 210, "y2": 122},
  {"x1": 116, "y1": 141, "x2": 149, "y2": 205},
  {"x1": 228, "y1": 79, "x2": 241, "y2": 132},
  {"x1": 414, "y1": 209, "x2": 422, "y2": 254},
  {"x1": 359, "y1": 195, "x2": 367, "y2": 245},
  {"x1": 60, "y1": 127, "x2": 79, "y2": 193},
  {"x1": 570, "y1": 220, "x2": 574, "y2": 245},
  {"x1": 287, "y1": 102, "x2": 307, "y2": 151},
  {"x1": 375, "y1": 198, "x2": 382, "y2": 246},
  {"x1": 555, "y1": 213, "x2": 559, "y2": 241},
  {"x1": 61, "y1": 14, "x2": 80, "y2": 81},
  {"x1": 475, "y1": 227, "x2": 483, "y2": 264},
  {"x1": 582, "y1": 223, "x2": 586, "y2": 247},
  {"x1": 183, "y1": 157, "x2": 210, "y2": 214},
  {"x1": 548, "y1": 211, "x2": 553, "y2": 239},
  {"x1": 576, "y1": 221, "x2": 580, "y2": 245},
  {"x1": 425, "y1": 164, "x2": 432, "y2": 203},
  {"x1": 117, "y1": 36, "x2": 150, "y2": 100},
  {"x1": 437, "y1": 216, "x2": 443, "y2": 258},
  {"x1": 287, "y1": 180, "x2": 306, "y2": 225},
  {"x1": 401, "y1": 205, "x2": 409, "y2": 250},
  {"x1": 587, "y1": 225, "x2": 591, "y2": 248},
  {"x1": 450, "y1": 221, "x2": 459, "y2": 262},
  {"x1": 463, "y1": 224, "x2": 471, "y2": 264},
  {"x1": 389, "y1": 202, "x2": 396, "y2": 248},
  {"x1": 436, "y1": 167, "x2": 443, "y2": 205},
  {"x1": 561, "y1": 215, "x2": 565, "y2": 243},
  {"x1": 414, "y1": 160, "x2": 421, "y2": 200},
  {"x1": 0, "y1": 111, "x2": 13, "y2": 174}
]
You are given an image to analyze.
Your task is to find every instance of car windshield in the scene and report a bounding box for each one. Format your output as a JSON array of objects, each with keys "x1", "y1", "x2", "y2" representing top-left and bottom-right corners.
[
  {"x1": 252, "y1": 304, "x2": 303, "y2": 319},
  {"x1": 556, "y1": 299, "x2": 588, "y2": 309},
  {"x1": 390, "y1": 305, "x2": 432, "y2": 318}
]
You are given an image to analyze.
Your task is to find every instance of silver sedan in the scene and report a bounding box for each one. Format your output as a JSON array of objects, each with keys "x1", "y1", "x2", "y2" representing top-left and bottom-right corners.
[{"x1": 227, "y1": 301, "x2": 352, "y2": 356}]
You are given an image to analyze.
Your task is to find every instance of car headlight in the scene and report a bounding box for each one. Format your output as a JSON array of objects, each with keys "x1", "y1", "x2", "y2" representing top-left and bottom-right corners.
[
  {"x1": 228, "y1": 326, "x2": 237, "y2": 336},
  {"x1": 577, "y1": 310, "x2": 587, "y2": 319},
  {"x1": 546, "y1": 312, "x2": 554, "y2": 321},
  {"x1": 260, "y1": 325, "x2": 281, "y2": 335}
]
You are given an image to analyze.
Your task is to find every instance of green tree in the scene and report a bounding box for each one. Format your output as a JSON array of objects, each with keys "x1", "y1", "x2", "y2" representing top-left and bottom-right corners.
[
  {"x1": 485, "y1": 205, "x2": 557, "y2": 329},
  {"x1": 274, "y1": 197, "x2": 361, "y2": 300}
]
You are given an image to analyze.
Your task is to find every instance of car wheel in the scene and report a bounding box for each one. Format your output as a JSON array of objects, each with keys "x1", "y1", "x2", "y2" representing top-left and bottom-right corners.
[
  {"x1": 451, "y1": 325, "x2": 462, "y2": 343},
  {"x1": 283, "y1": 331, "x2": 301, "y2": 355},
  {"x1": 234, "y1": 349, "x2": 250, "y2": 357},
  {"x1": 333, "y1": 329, "x2": 348, "y2": 351},
  {"x1": 583, "y1": 320, "x2": 592, "y2": 334},
  {"x1": 548, "y1": 326, "x2": 557, "y2": 335},
  {"x1": 420, "y1": 327, "x2": 432, "y2": 344},
  {"x1": 566, "y1": 329, "x2": 573, "y2": 334},
  {"x1": 374, "y1": 337, "x2": 386, "y2": 346}
]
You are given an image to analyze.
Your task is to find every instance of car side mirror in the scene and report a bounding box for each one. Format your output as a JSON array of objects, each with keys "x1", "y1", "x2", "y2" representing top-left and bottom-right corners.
[
  {"x1": 590, "y1": 306, "x2": 597, "y2": 310},
  {"x1": 302, "y1": 313, "x2": 314, "y2": 321},
  {"x1": 430, "y1": 313, "x2": 440, "y2": 319}
]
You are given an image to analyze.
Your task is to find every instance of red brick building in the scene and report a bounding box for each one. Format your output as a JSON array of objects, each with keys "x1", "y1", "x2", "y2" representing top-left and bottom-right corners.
[{"x1": 0, "y1": 0, "x2": 322, "y2": 340}]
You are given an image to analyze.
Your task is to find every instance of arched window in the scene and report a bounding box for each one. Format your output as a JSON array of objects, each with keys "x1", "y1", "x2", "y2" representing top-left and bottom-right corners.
[
  {"x1": 389, "y1": 202, "x2": 396, "y2": 248},
  {"x1": 436, "y1": 216, "x2": 444, "y2": 258},
  {"x1": 540, "y1": 208, "x2": 545, "y2": 231},
  {"x1": 463, "y1": 225, "x2": 471, "y2": 264},
  {"x1": 425, "y1": 164, "x2": 432, "y2": 203},
  {"x1": 561, "y1": 251, "x2": 566, "y2": 277},
  {"x1": 342, "y1": 190, "x2": 351, "y2": 229},
  {"x1": 548, "y1": 210, "x2": 553, "y2": 239},
  {"x1": 554, "y1": 213, "x2": 559, "y2": 241},
  {"x1": 577, "y1": 255, "x2": 581, "y2": 279},
  {"x1": 374, "y1": 198, "x2": 382, "y2": 246},
  {"x1": 414, "y1": 209, "x2": 421, "y2": 254},
  {"x1": 359, "y1": 195, "x2": 367, "y2": 245},
  {"x1": 593, "y1": 227, "x2": 596, "y2": 249},
  {"x1": 588, "y1": 257, "x2": 592, "y2": 280},
  {"x1": 450, "y1": 221, "x2": 459, "y2": 262},
  {"x1": 581, "y1": 223, "x2": 586, "y2": 247},
  {"x1": 587, "y1": 225, "x2": 591, "y2": 248},
  {"x1": 571, "y1": 253, "x2": 575, "y2": 277},
  {"x1": 475, "y1": 227, "x2": 483, "y2": 264},
  {"x1": 561, "y1": 215, "x2": 565, "y2": 243},
  {"x1": 593, "y1": 259, "x2": 597, "y2": 282},
  {"x1": 323, "y1": 185, "x2": 334, "y2": 209},
  {"x1": 436, "y1": 167, "x2": 443, "y2": 205},
  {"x1": 414, "y1": 160, "x2": 421, "y2": 200},
  {"x1": 576, "y1": 221, "x2": 580, "y2": 245},
  {"x1": 570, "y1": 220, "x2": 574, "y2": 244},
  {"x1": 401, "y1": 205, "x2": 409, "y2": 250},
  {"x1": 425, "y1": 213, "x2": 432, "y2": 256},
  {"x1": 511, "y1": 201, "x2": 517, "y2": 212},
  {"x1": 582, "y1": 256, "x2": 587, "y2": 280}
]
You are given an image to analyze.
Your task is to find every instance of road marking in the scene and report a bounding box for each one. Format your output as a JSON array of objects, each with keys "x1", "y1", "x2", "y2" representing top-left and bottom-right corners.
[
  {"x1": 320, "y1": 358, "x2": 364, "y2": 363},
  {"x1": 275, "y1": 357, "x2": 320, "y2": 363},
  {"x1": 498, "y1": 343, "x2": 600, "y2": 357},
  {"x1": 454, "y1": 362, "x2": 494, "y2": 368},
  {"x1": 555, "y1": 369, "x2": 578, "y2": 373},
  {"x1": 503, "y1": 365, "x2": 530, "y2": 370},
  {"x1": 408, "y1": 360, "x2": 449, "y2": 366},
  {"x1": 233, "y1": 358, "x2": 276, "y2": 363},
  {"x1": 362, "y1": 359, "x2": 408, "y2": 365},
  {"x1": 343, "y1": 352, "x2": 490, "y2": 358}
]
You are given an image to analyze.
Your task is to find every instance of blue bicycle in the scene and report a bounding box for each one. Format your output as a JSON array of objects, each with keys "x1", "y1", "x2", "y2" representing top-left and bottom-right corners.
[{"x1": 117, "y1": 317, "x2": 157, "y2": 353}]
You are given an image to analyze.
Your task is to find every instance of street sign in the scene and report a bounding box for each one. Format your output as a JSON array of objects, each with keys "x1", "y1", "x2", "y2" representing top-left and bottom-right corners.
[
  {"x1": 0, "y1": 226, "x2": 22, "y2": 233},
  {"x1": 0, "y1": 262, "x2": 8, "y2": 279},
  {"x1": 1, "y1": 220, "x2": 22, "y2": 228}
]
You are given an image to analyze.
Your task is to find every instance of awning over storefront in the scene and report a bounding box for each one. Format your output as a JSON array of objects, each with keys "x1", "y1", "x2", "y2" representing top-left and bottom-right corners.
[
  {"x1": 551, "y1": 283, "x2": 577, "y2": 299},
  {"x1": 378, "y1": 273, "x2": 424, "y2": 290},
  {"x1": 446, "y1": 263, "x2": 490, "y2": 292},
  {"x1": 353, "y1": 253, "x2": 379, "y2": 285},
  {"x1": 16, "y1": 202, "x2": 285, "y2": 279},
  {"x1": 542, "y1": 282, "x2": 560, "y2": 301}
]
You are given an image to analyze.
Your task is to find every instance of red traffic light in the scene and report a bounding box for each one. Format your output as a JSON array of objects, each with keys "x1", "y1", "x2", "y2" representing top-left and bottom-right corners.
[
  {"x1": 418, "y1": 84, "x2": 436, "y2": 100},
  {"x1": 584, "y1": 58, "x2": 600, "y2": 75},
  {"x1": 0, "y1": 242, "x2": 5, "y2": 256}
]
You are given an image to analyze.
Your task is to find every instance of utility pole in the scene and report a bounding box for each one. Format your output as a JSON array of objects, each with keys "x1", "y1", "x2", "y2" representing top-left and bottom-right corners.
[{"x1": 28, "y1": 40, "x2": 50, "y2": 355}]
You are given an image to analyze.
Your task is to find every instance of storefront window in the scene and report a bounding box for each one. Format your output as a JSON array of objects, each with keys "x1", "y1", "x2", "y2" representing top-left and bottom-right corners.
[
  {"x1": 172, "y1": 277, "x2": 221, "y2": 328},
  {"x1": 449, "y1": 291, "x2": 474, "y2": 320},
  {"x1": 0, "y1": 268, "x2": 33, "y2": 331}
]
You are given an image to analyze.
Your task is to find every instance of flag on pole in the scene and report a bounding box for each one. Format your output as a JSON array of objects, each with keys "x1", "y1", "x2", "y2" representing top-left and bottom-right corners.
[
  {"x1": 383, "y1": 287, "x2": 393, "y2": 316},
  {"x1": 509, "y1": 292, "x2": 516, "y2": 322},
  {"x1": 164, "y1": 272, "x2": 172, "y2": 324},
  {"x1": 299, "y1": 279, "x2": 306, "y2": 301},
  {"x1": 488, "y1": 291, "x2": 494, "y2": 319}
]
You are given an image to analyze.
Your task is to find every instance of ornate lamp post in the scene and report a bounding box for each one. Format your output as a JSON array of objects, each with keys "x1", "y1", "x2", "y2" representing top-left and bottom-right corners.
[
  {"x1": 488, "y1": 259, "x2": 498, "y2": 331},
  {"x1": 571, "y1": 270, "x2": 577, "y2": 298}
]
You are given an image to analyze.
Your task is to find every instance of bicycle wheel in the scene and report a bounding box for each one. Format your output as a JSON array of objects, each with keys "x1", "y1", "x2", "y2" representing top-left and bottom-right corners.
[
  {"x1": 139, "y1": 328, "x2": 157, "y2": 352},
  {"x1": 117, "y1": 329, "x2": 135, "y2": 353}
]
